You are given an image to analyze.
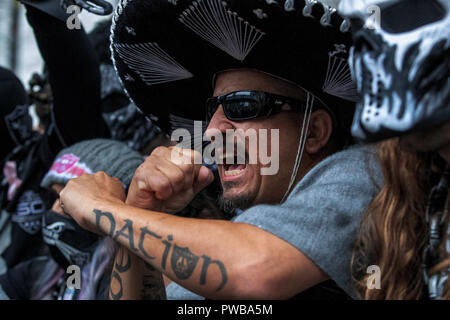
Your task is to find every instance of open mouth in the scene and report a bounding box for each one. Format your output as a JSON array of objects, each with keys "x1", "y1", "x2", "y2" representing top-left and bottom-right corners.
[
  {"x1": 224, "y1": 163, "x2": 247, "y2": 176},
  {"x1": 222, "y1": 154, "x2": 247, "y2": 180}
]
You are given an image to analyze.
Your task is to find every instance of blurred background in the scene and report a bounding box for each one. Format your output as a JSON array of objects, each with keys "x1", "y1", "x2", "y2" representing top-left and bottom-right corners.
[
  {"x1": 0, "y1": 0, "x2": 119, "y2": 125},
  {"x1": 0, "y1": 0, "x2": 340, "y2": 126}
]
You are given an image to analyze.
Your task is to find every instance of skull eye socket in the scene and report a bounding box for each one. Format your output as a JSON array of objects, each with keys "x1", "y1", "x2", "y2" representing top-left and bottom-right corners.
[{"x1": 380, "y1": 0, "x2": 445, "y2": 34}]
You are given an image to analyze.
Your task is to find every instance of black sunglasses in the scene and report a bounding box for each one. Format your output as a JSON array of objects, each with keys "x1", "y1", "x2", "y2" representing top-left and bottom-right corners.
[{"x1": 206, "y1": 90, "x2": 333, "y2": 123}]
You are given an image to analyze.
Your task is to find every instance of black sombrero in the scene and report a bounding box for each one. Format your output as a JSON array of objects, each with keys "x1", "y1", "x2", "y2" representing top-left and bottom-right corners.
[{"x1": 110, "y1": 0, "x2": 357, "y2": 135}]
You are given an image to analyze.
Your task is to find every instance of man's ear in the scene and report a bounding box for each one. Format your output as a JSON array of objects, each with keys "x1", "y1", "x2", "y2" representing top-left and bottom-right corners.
[{"x1": 305, "y1": 109, "x2": 333, "y2": 155}]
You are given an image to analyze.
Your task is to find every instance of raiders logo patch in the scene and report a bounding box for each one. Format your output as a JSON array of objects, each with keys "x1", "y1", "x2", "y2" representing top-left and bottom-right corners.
[{"x1": 12, "y1": 190, "x2": 45, "y2": 235}]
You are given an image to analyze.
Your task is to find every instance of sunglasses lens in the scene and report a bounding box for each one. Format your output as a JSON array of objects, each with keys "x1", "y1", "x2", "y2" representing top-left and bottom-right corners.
[
  {"x1": 223, "y1": 99, "x2": 260, "y2": 120},
  {"x1": 206, "y1": 92, "x2": 264, "y2": 122}
]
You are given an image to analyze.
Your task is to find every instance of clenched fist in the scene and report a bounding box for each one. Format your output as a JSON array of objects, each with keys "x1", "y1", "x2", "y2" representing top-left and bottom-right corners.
[{"x1": 126, "y1": 146, "x2": 214, "y2": 213}]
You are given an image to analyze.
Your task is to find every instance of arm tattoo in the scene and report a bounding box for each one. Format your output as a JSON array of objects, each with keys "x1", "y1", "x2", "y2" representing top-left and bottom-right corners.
[
  {"x1": 139, "y1": 226, "x2": 162, "y2": 260},
  {"x1": 115, "y1": 246, "x2": 132, "y2": 273},
  {"x1": 166, "y1": 238, "x2": 228, "y2": 291},
  {"x1": 161, "y1": 235, "x2": 173, "y2": 270},
  {"x1": 94, "y1": 209, "x2": 228, "y2": 294},
  {"x1": 113, "y1": 219, "x2": 137, "y2": 252},
  {"x1": 110, "y1": 271, "x2": 123, "y2": 300},
  {"x1": 171, "y1": 245, "x2": 199, "y2": 280},
  {"x1": 93, "y1": 209, "x2": 116, "y2": 236},
  {"x1": 200, "y1": 255, "x2": 228, "y2": 291},
  {"x1": 109, "y1": 246, "x2": 131, "y2": 300}
]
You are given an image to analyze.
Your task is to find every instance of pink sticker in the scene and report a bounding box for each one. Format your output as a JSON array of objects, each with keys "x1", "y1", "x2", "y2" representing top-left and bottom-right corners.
[{"x1": 51, "y1": 154, "x2": 80, "y2": 174}]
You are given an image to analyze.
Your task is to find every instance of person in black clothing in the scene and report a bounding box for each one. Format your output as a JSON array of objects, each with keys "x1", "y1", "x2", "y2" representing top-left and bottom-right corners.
[
  {"x1": 0, "y1": 3, "x2": 110, "y2": 274},
  {"x1": 0, "y1": 67, "x2": 30, "y2": 164},
  {"x1": 0, "y1": 139, "x2": 144, "y2": 300}
]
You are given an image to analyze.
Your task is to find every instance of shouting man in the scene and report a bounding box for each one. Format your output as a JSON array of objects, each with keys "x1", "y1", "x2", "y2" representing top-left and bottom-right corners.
[{"x1": 59, "y1": 0, "x2": 382, "y2": 299}]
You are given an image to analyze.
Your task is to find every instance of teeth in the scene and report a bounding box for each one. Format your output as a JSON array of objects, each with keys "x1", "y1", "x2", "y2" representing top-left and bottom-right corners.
[{"x1": 224, "y1": 169, "x2": 244, "y2": 176}]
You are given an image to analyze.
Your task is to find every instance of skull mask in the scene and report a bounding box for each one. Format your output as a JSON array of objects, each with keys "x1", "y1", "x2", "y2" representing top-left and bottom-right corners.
[{"x1": 339, "y1": 0, "x2": 450, "y2": 142}]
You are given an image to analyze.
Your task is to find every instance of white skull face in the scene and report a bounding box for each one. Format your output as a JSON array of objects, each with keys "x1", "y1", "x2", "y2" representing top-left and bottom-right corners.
[{"x1": 339, "y1": 0, "x2": 450, "y2": 142}]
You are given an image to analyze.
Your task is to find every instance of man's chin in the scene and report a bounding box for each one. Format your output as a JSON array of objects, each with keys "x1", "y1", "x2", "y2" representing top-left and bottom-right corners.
[{"x1": 218, "y1": 190, "x2": 255, "y2": 214}]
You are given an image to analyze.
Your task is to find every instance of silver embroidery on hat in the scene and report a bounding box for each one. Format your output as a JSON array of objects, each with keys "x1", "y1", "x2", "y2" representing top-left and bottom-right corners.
[
  {"x1": 322, "y1": 44, "x2": 358, "y2": 101},
  {"x1": 266, "y1": 0, "x2": 278, "y2": 4},
  {"x1": 114, "y1": 42, "x2": 194, "y2": 86},
  {"x1": 110, "y1": 0, "x2": 140, "y2": 109},
  {"x1": 178, "y1": 0, "x2": 265, "y2": 62},
  {"x1": 302, "y1": 0, "x2": 317, "y2": 17},
  {"x1": 302, "y1": 1, "x2": 350, "y2": 33},
  {"x1": 125, "y1": 26, "x2": 136, "y2": 36},
  {"x1": 320, "y1": 4, "x2": 337, "y2": 26},
  {"x1": 253, "y1": 8, "x2": 268, "y2": 19},
  {"x1": 168, "y1": 0, "x2": 178, "y2": 5},
  {"x1": 284, "y1": 0, "x2": 295, "y2": 11}
]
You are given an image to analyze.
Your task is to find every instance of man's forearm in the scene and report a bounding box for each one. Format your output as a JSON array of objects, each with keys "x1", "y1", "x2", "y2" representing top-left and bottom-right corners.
[
  {"x1": 94, "y1": 203, "x2": 232, "y2": 299},
  {"x1": 91, "y1": 200, "x2": 323, "y2": 299},
  {"x1": 109, "y1": 245, "x2": 166, "y2": 300}
]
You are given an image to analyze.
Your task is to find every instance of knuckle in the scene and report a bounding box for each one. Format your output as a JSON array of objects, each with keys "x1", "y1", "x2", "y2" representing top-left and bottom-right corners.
[
  {"x1": 95, "y1": 171, "x2": 106, "y2": 178},
  {"x1": 152, "y1": 146, "x2": 168, "y2": 157},
  {"x1": 135, "y1": 163, "x2": 152, "y2": 179}
]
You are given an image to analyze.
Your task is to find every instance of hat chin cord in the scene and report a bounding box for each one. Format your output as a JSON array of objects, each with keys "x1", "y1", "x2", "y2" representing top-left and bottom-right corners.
[{"x1": 281, "y1": 92, "x2": 314, "y2": 203}]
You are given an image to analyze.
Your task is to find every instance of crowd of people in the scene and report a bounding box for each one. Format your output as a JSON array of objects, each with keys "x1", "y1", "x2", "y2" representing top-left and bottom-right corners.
[{"x1": 0, "y1": 0, "x2": 448, "y2": 300}]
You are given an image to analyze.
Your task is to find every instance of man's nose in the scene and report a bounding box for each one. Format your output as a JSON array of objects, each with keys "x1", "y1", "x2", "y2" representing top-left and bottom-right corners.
[{"x1": 205, "y1": 105, "x2": 234, "y2": 138}]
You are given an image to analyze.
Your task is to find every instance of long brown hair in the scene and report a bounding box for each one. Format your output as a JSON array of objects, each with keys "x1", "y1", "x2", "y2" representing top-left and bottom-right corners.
[{"x1": 352, "y1": 138, "x2": 450, "y2": 299}]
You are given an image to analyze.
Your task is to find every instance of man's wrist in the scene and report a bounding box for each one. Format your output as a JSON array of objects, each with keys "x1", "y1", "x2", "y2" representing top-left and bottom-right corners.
[{"x1": 91, "y1": 198, "x2": 126, "y2": 236}]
